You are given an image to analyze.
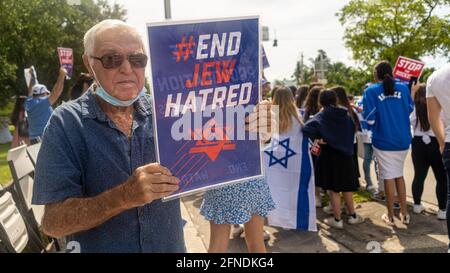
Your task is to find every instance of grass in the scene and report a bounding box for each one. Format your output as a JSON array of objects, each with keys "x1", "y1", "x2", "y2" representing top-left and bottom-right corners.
[
  {"x1": 0, "y1": 125, "x2": 13, "y2": 186},
  {"x1": 320, "y1": 187, "x2": 373, "y2": 206},
  {"x1": 0, "y1": 143, "x2": 12, "y2": 185},
  {"x1": 353, "y1": 188, "x2": 373, "y2": 203}
]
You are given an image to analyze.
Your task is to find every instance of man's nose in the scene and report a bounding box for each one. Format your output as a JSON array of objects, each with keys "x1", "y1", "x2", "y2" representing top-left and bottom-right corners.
[{"x1": 118, "y1": 56, "x2": 133, "y2": 74}]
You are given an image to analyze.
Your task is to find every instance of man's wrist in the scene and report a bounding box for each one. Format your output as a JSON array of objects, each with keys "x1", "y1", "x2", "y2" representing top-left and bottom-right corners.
[{"x1": 112, "y1": 182, "x2": 133, "y2": 211}]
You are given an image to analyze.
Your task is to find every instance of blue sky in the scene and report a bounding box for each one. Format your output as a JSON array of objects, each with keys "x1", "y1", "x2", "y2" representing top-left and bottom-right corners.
[{"x1": 106, "y1": 0, "x2": 449, "y2": 82}]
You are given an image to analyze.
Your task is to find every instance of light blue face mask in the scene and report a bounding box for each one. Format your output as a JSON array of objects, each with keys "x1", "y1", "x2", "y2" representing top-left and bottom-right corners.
[
  {"x1": 89, "y1": 62, "x2": 146, "y2": 107},
  {"x1": 95, "y1": 85, "x2": 146, "y2": 107}
]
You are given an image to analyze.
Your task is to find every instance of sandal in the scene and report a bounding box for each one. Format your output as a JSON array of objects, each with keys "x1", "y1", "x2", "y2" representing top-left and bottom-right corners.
[
  {"x1": 381, "y1": 213, "x2": 395, "y2": 226},
  {"x1": 400, "y1": 213, "x2": 410, "y2": 225}
]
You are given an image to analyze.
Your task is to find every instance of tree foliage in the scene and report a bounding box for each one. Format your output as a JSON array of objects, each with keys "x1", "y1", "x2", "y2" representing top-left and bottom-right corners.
[
  {"x1": 338, "y1": 0, "x2": 450, "y2": 67},
  {"x1": 326, "y1": 62, "x2": 372, "y2": 95},
  {"x1": 0, "y1": 0, "x2": 127, "y2": 107}
]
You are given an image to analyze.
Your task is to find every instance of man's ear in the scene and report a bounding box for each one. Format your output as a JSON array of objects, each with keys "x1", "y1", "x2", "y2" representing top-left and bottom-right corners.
[{"x1": 83, "y1": 54, "x2": 93, "y2": 75}]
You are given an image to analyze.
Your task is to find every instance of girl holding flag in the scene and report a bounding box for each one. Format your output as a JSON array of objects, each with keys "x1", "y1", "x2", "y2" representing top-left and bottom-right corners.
[{"x1": 264, "y1": 87, "x2": 317, "y2": 231}]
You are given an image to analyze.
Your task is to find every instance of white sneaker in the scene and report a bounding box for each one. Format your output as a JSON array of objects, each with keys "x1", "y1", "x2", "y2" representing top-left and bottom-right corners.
[
  {"x1": 324, "y1": 217, "x2": 344, "y2": 229},
  {"x1": 437, "y1": 210, "x2": 447, "y2": 220},
  {"x1": 323, "y1": 204, "x2": 334, "y2": 215},
  {"x1": 366, "y1": 185, "x2": 376, "y2": 192},
  {"x1": 413, "y1": 204, "x2": 425, "y2": 214},
  {"x1": 381, "y1": 213, "x2": 395, "y2": 226},
  {"x1": 400, "y1": 213, "x2": 411, "y2": 225},
  {"x1": 232, "y1": 225, "x2": 244, "y2": 237},
  {"x1": 348, "y1": 214, "x2": 365, "y2": 225}
]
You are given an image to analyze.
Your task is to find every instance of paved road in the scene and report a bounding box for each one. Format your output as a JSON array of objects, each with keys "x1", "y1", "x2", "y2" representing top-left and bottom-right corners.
[{"x1": 358, "y1": 149, "x2": 440, "y2": 207}]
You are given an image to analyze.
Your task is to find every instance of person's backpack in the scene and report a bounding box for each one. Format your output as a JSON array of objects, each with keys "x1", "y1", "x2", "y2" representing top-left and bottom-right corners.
[{"x1": 18, "y1": 111, "x2": 29, "y2": 138}]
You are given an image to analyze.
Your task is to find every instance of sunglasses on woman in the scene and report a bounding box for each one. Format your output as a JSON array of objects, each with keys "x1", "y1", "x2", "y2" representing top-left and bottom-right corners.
[{"x1": 90, "y1": 53, "x2": 148, "y2": 69}]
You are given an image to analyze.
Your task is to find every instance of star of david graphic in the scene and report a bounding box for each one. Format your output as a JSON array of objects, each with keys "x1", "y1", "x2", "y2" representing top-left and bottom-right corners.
[{"x1": 264, "y1": 138, "x2": 296, "y2": 168}]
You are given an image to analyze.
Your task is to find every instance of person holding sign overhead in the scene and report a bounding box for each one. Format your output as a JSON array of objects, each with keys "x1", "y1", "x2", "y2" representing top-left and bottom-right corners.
[{"x1": 25, "y1": 66, "x2": 67, "y2": 144}]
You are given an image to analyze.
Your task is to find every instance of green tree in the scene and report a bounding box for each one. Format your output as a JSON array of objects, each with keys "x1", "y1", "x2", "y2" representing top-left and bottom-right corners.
[
  {"x1": 325, "y1": 62, "x2": 350, "y2": 87},
  {"x1": 0, "y1": 0, "x2": 127, "y2": 108},
  {"x1": 338, "y1": 0, "x2": 450, "y2": 67},
  {"x1": 326, "y1": 62, "x2": 372, "y2": 95},
  {"x1": 292, "y1": 60, "x2": 315, "y2": 86},
  {"x1": 420, "y1": 67, "x2": 436, "y2": 82}
]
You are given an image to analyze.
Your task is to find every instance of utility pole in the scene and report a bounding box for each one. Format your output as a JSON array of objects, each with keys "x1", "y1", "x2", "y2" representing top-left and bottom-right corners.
[
  {"x1": 164, "y1": 0, "x2": 172, "y2": 19},
  {"x1": 300, "y1": 53, "x2": 305, "y2": 83}
]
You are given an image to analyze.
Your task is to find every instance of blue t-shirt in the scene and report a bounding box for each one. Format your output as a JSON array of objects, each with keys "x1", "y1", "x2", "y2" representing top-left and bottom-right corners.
[
  {"x1": 32, "y1": 90, "x2": 185, "y2": 253},
  {"x1": 24, "y1": 96, "x2": 53, "y2": 139},
  {"x1": 363, "y1": 82, "x2": 414, "y2": 151}
]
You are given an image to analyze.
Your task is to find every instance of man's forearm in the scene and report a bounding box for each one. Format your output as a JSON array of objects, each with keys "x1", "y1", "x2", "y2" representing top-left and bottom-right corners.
[
  {"x1": 430, "y1": 119, "x2": 445, "y2": 147},
  {"x1": 49, "y1": 73, "x2": 66, "y2": 105},
  {"x1": 42, "y1": 182, "x2": 130, "y2": 238},
  {"x1": 427, "y1": 98, "x2": 445, "y2": 147}
]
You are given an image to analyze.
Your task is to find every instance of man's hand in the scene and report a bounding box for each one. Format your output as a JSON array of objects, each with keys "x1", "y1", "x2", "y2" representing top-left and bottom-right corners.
[
  {"x1": 59, "y1": 67, "x2": 68, "y2": 79},
  {"x1": 122, "y1": 163, "x2": 180, "y2": 208},
  {"x1": 48, "y1": 67, "x2": 68, "y2": 105},
  {"x1": 245, "y1": 100, "x2": 277, "y2": 143},
  {"x1": 411, "y1": 81, "x2": 421, "y2": 98}
]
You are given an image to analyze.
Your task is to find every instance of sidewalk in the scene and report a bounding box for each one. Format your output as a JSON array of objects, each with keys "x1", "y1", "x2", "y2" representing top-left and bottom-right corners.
[{"x1": 181, "y1": 193, "x2": 448, "y2": 253}]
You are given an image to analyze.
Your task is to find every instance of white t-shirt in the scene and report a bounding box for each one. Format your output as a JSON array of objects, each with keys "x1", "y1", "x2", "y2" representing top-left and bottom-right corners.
[
  {"x1": 426, "y1": 63, "x2": 450, "y2": 143},
  {"x1": 410, "y1": 109, "x2": 435, "y2": 137}
]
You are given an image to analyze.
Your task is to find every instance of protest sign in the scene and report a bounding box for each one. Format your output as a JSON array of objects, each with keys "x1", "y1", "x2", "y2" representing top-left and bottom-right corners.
[
  {"x1": 24, "y1": 66, "x2": 38, "y2": 88},
  {"x1": 57, "y1": 47, "x2": 74, "y2": 79},
  {"x1": 262, "y1": 45, "x2": 270, "y2": 69},
  {"x1": 147, "y1": 16, "x2": 263, "y2": 200},
  {"x1": 393, "y1": 56, "x2": 425, "y2": 82}
]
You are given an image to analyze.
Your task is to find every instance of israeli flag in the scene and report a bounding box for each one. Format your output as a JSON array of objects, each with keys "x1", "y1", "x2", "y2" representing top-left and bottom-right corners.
[{"x1": 264, "y1": 119, "x2": 317, "y2": 231}]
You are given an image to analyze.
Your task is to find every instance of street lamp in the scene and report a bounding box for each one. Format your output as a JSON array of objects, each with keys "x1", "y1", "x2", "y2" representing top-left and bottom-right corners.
[
  {"x1": 273, "y1": 29, "x2": 278, "y2": 47},
  {"x1": 164, "y1": 0, "x2": 172, "y2": 19}
]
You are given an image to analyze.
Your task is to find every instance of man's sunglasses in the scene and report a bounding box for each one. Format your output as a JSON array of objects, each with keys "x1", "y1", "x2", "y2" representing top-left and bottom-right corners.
[{"x1": 90, "y1": 53, "x2": 148, "y2": 69}]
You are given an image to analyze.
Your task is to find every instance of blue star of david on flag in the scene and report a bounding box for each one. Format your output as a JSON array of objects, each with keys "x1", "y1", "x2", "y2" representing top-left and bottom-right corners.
[{"x1": 264, "y1": 138, "x2": 297, "y2": 168}]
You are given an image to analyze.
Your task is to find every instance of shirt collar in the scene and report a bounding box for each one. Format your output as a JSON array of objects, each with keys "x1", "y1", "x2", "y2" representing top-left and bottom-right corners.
[{"x1": 80, "y1": 86, "x2": 152, "y2": 120}]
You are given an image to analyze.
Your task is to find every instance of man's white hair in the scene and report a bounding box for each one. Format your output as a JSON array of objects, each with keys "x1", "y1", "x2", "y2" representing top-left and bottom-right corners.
[{"x1": 83, "y1": 19, "x2": 144, "y2": 56}]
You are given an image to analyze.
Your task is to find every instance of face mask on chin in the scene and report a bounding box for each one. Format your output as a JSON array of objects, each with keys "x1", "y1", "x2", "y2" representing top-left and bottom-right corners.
[
  {"x1": 95, "y1": 84, "x2": 146, "y2": 107},
  {"x1": 89, "y1": 63, "x2": 146, "y2": 107}
]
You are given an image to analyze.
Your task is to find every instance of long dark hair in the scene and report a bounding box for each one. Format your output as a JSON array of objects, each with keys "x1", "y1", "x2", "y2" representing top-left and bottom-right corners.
[
  {"x1": 70, "y1": 73, "x2": 94, "y2": 100},
  {"x1": 375, "y1": 61, "x2": 395, "y2": 96},
  {"x1": 304, "y1": 86, "x2": 323, "y2": 121},
  {"x1": 332, "y1": 86, "x2": 361, "y2": 131},
  {"x1": 10, "y1": 96, "x2": 26, "y2": 125},
  {"x1": 414, "y1": 84, "x2": 430, "y2": 132},
  {"x1": 295, "y1": 85, "x2": 309, "y2": 108},
  {"x1": 319, "y1": 89, "x2": 337, "y2": 108},
  {"x1": 288, "y1": 85, "x2": 297, "y2": 97}
]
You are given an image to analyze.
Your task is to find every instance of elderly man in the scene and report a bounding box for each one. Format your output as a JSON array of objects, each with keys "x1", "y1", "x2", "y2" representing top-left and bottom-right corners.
[
  {"x1": 25, "y1": 67, "x2": 66, "y2": 143},
  {"x1": 32, "y1": 20, "x2": 184, "y2": 253}
]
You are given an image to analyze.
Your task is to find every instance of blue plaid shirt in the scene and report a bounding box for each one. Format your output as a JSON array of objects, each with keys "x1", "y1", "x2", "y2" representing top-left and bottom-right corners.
[{"x1": 32, "y1": 89, "x2": 185, "y2": 253}]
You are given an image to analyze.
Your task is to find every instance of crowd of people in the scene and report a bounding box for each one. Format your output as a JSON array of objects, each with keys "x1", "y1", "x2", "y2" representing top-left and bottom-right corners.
[{"x1": 3, "y1": 19, "x2": 448, "y2": 253}]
